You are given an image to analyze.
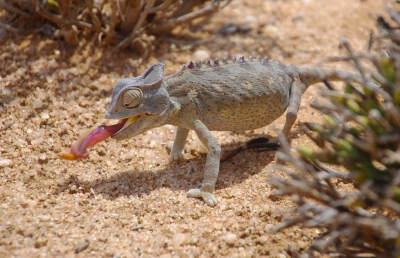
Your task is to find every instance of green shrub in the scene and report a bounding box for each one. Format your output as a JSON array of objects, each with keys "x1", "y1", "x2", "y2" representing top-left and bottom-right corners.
[{"x1": 271, "y1": 6, "x2": 400, "y2": 258}]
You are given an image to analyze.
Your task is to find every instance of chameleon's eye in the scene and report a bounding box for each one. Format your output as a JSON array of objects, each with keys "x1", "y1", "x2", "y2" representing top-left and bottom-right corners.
[{"x1": 121, "y1": 88, "x2": 143, "y2": 108}]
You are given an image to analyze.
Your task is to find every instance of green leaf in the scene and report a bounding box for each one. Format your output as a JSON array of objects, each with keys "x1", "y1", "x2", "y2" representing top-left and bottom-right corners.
[
  {"x1": 44, "y1": 0, "x2": 59, "y2": 11},
  {"x1": 346, "y1": 99, "x2": 361, "y2": 114},
  {"x1": 323, "y1": 115, "x2": 337, "y2": 128},
  {"x1": 380, "y1": 58, "x2": 396, "y2": 84},
  {"x1": 297, "y1": 146, "x2": 317, "y2": 160}
]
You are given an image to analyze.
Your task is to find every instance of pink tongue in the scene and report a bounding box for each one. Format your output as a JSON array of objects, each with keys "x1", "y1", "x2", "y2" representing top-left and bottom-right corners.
[{"x1": 59, "y1": 120, "x2": 126, "y2": 160}]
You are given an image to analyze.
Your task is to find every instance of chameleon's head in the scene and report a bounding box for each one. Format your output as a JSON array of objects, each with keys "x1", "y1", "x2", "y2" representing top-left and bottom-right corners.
[{"x1": 105, "y1": 62, "x2": 171, "y2": 140}]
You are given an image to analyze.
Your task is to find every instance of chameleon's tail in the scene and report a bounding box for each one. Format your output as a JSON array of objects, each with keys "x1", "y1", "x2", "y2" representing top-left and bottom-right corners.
[{"x1": 297, "y1": 67, "x2": 363, "y2": 87}]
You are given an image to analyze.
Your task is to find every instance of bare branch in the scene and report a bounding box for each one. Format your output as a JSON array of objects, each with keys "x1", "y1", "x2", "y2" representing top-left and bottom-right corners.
[
  {"x1": 340, "y1": 37, "x2": 368, "y2": 82},
  {"x1": 117, "y1": 0, "x2": 156, "y2": 49},
  {"x1": 147, "y1": 0, "x2": 176, "y2": 14},
  {"x1": 85, "y1": 0, "x2": 102, "y2": 32},
  {"x1": 104, "y1": 0, "x2": 117, "y2": 46},
  {"x1": 0, "y1": 22, "x2": 21, "y2": 33},
  {"x1": 149, "y1": 0, "x2": 220, "y2": 35},
  {"x1": 35, "y1": 0, "x2": 107, "y2": 34},
  {"x1": 115, "y1": 0, "x2": 124, "y2": 22},
  {"x1": 0, "y1": 1, "x2": 34, "y2": 18}
]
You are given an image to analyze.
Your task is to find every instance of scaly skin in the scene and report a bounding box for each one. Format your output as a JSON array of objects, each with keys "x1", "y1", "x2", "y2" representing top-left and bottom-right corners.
[{"x1": 105, "y1": 56, "x2": 360, "y2": 206}]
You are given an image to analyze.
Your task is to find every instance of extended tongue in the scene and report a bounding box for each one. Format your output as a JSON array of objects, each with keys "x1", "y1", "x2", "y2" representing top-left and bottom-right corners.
[{"x1": 58, "y1": 119, "x2": 127, "y2": 160}]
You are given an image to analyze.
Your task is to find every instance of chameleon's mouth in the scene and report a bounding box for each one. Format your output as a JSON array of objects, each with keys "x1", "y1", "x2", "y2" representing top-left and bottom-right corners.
[{"x1": 113, "y1": 114, "x2": 143, "y2": 136}]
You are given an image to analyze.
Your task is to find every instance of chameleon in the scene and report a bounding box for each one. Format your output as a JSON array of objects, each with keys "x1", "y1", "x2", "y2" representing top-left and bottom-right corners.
[{"x1": 75, "y1": 56, "x2": 360, "y2": 206}]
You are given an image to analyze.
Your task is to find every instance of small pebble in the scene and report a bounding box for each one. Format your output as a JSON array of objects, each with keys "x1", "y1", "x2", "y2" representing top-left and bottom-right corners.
[
  {"x1": 222, "y1": 233, "x2": 237, "y2": 244},
  {"x1": 0, "y1": 158, "x2": 12, "y2": 167},
  {"x1": 263, "y1": 25, "x2": 280, "y2": 38},
  {"x1": 172, "y1": 233, "x2": 188, "y2": 247},
  {"x1": 34, "y1": 237, "x2": 47, "y2": 248},
  {"x1": 149, "y1": 141, "x2": 156, "y2": 148},
  {"x1": 75, "y1": 239, "x2": 90, "y2": 253},
  {"x1": 249, "y1": 216, "x2": 259, "y2": 225},
  {"x1": 292, "y1": 12, "x2": 304, "y2": 21},
  {"x1": 33, "y1": 99, "x2": 43, "y2": 108},
  {"x1": 39, "y1": 153, "x2": 47, "y2": 161},
  {"x1": 244, "y1": 15, "x2": 258, "y2": 24},
  {"x1": 2, "y1": 88, "x2": 11, "y2": 95},
  {"x1": 297, "y1": 240, "x2": 307, "y2": 250},
  {"x1": 213, "y1": 222, "x2": 223, "y2": 230},
  {"x1": 166, "y1": 141, "x2": 174, "y2": 150},
  {"x1": 41, "y1": 113, "x2": 50, "y2": 119},
  {"x1": 48, "y1": 58, "x2": 59, "y2": 68},
  {"x1": 193, "y1": 49, "x2": 210, "y2": 61},
  {"x1": 288, "y1": 241, "x2": 297, "y2": 250},
  {"x1": 124, "y1": 149, "x2": 136, "y2": 160}
]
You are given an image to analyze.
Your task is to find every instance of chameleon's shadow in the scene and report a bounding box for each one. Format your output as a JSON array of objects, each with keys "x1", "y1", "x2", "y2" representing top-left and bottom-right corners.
[
  {"x1": 53, "y1": 128, "x2": 303, "y2": 201},
  {"x1": 53, "y1": 142, "x2": 283, "y2": 201}
]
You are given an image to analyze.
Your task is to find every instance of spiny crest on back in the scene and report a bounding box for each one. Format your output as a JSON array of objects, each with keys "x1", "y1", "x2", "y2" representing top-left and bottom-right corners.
[
  {"x1": 261, "y1": 56, "x2": 269, "y2": 65},
  {"x1": 214, "y1": 58, "x2": 220, "y2": 67},
  {"x1": 178, "y1": 54, "x2": 274, "y2": 73},
  {"x1": 188, "y1": 60, "x2": 195, "y2": 69}
]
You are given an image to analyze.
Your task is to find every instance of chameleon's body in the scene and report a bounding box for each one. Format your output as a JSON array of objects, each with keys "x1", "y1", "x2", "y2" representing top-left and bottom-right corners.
[
  {"x1": 105, "y1": 57, "x2": 357, "y2": 206},
  {"x1": 166, "y1": 59, "x2": 292, "y2": 131}
]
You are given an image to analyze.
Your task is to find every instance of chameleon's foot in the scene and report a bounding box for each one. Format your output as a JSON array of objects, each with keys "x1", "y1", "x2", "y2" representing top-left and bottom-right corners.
[
  {"x1": 187, "y1": 188, "x2": 218, "y2": 206},
  {"x1": 169, "y1": 151, "x2": 185, "y2": 162},
  {"x1": 166, "y1": 140, "x2": 185, "y2": 161}
]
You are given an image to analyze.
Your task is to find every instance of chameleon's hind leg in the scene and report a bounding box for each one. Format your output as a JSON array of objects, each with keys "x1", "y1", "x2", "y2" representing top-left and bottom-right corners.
[{"x1": 280, "y1": 78, "x2": 307, "y2": 138}]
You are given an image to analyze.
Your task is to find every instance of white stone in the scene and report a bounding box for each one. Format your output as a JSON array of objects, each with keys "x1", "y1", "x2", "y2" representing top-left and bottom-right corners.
[
  {"x1": 193, "y1": 49, "x2": 210, "y2": 61},
  {"x1": 41, "y1": 113, "x2": 50, "y2": 119},
  {"x1": 172, "y1": 233, "x2": 188, "y2": 247},
  {"x1": 222, "y1": 233, "x2": 237, "y2": 244},
  {"x1": 263, "y1": 25, "x2": 280, "y2": 38},
  {"x1": 0, "y1": 158, "x2": 12, "y2": 167},
  {"x1": 48, "y1": 58, "x2": 59, "y2": 69}
]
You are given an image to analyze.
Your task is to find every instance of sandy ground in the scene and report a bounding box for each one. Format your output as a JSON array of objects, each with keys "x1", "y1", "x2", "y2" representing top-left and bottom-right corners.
[{"x1": 0, "y1": 0, "x2": 386, "y2": 257}]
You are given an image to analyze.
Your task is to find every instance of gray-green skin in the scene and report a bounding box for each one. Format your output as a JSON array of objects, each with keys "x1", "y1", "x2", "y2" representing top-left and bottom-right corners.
[{"x1": 105, "y1": 57, "x2": 357, "y2": 206}]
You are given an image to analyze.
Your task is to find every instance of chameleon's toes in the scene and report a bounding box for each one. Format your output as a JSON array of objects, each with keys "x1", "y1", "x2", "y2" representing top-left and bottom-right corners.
[
  {"x1": 169, "y1": 151, "x2": 185, "y2": 162},
  {"x1": 187, "y1": 188, "x2": 218, "y2": 206}
]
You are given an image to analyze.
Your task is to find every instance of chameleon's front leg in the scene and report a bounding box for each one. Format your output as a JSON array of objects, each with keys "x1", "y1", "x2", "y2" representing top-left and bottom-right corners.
[
  {"x1": 187, "y1": 120, "x2": 221, "y2": 206},
  {"x1": 169, "y1": 127, "x2": 189, "y2": 161}
]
